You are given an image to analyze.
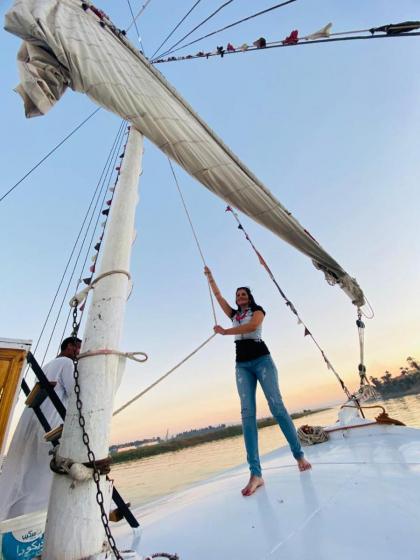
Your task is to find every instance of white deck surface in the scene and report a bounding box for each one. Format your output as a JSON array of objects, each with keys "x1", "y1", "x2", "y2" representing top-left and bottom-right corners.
[{"x1": 114, "y1": 424, "x2": 420, "y2": 560}]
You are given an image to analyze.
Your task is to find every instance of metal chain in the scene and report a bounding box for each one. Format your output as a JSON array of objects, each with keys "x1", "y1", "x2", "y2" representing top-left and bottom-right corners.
[{"x1": 71, "y1": 306, "x2": 123, "y2": 559}]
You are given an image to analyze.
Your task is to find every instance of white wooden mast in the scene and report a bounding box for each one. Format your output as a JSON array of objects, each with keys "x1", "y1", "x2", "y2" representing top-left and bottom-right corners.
[{"x1": 43, "y1": 128, "x2": 144, "y2": 559}]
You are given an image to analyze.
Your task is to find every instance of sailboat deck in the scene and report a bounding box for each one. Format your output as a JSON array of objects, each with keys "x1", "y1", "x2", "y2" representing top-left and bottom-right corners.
[{"x1": 115, "y1": 424, "x2": 420, "y2": 560}]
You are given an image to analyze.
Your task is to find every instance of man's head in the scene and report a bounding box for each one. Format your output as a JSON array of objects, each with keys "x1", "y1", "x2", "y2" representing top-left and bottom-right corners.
[{"x1": 60, "y1": 337, "x2": 82, "y2": 360}]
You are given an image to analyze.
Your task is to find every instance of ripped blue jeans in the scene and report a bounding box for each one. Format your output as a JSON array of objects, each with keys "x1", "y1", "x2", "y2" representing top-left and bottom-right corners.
[{"x1": 235, "y1": 354, "x2": 304, "y2": 477}]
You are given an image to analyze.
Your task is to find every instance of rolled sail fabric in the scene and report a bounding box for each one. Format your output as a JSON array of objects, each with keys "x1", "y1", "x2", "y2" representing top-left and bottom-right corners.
[{"x1": 5, "y1": 0, "x2": 364, "y2": 307}]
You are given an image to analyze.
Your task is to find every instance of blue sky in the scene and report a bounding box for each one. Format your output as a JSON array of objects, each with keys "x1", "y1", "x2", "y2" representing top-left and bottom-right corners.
[{"x1": 1, "y1": 0, "x2": 419, "y2": 443}]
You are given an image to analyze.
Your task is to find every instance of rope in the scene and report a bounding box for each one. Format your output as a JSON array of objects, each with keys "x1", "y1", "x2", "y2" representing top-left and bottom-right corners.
[
  {"x1": 297, "y1": 425, "x2": 329, "y2": 446},
  {"x1": 78, "y1": 349, "x2": 148, "y2": 363},
  {"x1": 0, "y1": 108, "x2": 100, "y2": 203},
  {"x1": 40, "y1": 123, "x2": 126, "y2": 365},
  {"x1": 226, "y1": 206, "x2": 352, "y2": 400},
  {"x1": 126, "y1": 0, "x2": 153, "y2": 32},
  {"x1": 70, "y1": 269, "x2": 131, "y2": 307},
  {"x1": 57, "y1": 123, "x2": 127, "y2": 350},
  {"x1": 154, "y1": 0, "x2": 297, "y2": 60},
  {"x1": 113, "y1": 333, "x2": 216, "y2": 417},
  {"x1": 167, "y1": 158, "x2": 218, "y2": 325},
  {"x1": 125, "y1": 0, "x2": 146, "y2": 52},
  {"x1": 156, "y1": 0, "x2": 237, "y2": 59},
  {"x1": 150, "y1": 0, "x2": 203, "y2": 59}
]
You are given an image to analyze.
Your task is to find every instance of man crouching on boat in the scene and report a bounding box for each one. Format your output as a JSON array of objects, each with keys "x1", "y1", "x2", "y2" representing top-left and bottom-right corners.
[{"x1": 0, "y1": 337, "x2": 81, "y2": 522}]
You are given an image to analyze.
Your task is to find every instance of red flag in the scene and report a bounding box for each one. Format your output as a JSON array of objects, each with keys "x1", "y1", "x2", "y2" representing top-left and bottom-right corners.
[{"x1": 282, "y1": 30, "x2": 299, "y2": 45}]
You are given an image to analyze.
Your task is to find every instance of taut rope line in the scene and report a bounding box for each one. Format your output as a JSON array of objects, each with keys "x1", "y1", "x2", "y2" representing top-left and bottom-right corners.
[
  {"x1": 113, "y1": 333, "x2": 216, "y2": 417},
  {"x1": 167, "y1": 158, "x2": 218, "y2": 325}
]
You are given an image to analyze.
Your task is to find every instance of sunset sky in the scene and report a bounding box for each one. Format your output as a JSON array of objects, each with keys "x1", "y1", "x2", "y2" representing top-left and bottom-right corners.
[{"x1": 1, "y1": 0, "x2": 419, "y2": 445}]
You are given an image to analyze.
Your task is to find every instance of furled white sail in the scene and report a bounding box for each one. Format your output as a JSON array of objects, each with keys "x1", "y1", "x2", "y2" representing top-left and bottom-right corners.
[{"x1": 4, "y1": 0, "x2": 364, "y2": 306}]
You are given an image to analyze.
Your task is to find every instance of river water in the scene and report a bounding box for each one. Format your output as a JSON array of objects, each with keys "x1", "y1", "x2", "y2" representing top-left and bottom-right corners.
[{"x1": 112, "y1": 395, "x2": 420, "y2": 508}]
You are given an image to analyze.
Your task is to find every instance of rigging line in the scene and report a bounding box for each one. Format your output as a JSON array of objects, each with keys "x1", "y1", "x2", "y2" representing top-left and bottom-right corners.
[
  {"x1": 126, "y1": 0, "x2": 153, "y2": 32},
  {"x1": 167, "y1": 158, "x2": 218, "y2": 326},
  {"x1": 113, "y1": 333, "x2": 217, "y2": 417},
  {"x1": 150, "y1": 0, "x2": 203, "y2": 59},
  {"x1": 126, "y1": 0, "x2": 146, "y2": 52},
  {"x1": 155, "y1": 0, "x2": 236, "y2": 60},
  {"x1": 154, "y1": 0, "x2": 297, "y2": 60},
  {"x1": 57, "y1": 123, "x2": 127, "y2": 352},
  {"x1": 39, "y1": 122, "x2": 126, "y2": 365},
  {"x1": 0, "y1": 108, "x2": 100, "y2": 204},
  {"x1": 29, "y1": 121, "x2": 125, "y2": 370},
  {"x1": 226, "y1": 207, "x2": 352, "y2": 400},
  {"x1": 155, "y1": 30, "x2": 420, "y2": 63}
]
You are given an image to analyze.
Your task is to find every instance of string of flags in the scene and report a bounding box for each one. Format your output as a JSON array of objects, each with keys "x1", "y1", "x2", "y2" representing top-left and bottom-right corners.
[
  {"x1": 225, "y1": 205, "x2": 352, "y2": 399},
  {"x1": 152, "y1": 20, "x2": 420, "y2": 64},
  {"x1": 78, "y1": 125, "x2": 132, "y2": 312}
]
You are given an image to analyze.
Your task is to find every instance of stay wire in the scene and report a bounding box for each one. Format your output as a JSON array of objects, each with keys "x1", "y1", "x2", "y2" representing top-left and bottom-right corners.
[
  {"x1": 156, "y1": 0, "x2": 236, "y2": 60},
  {"x1": 0, "y1": 108, "x2": 100, "y2": 204},
  {"x1": 29, "y1": 121, "x2": 124, "y2": 369},
  {"x1": 39, "y1": 122, "x2": 126, "y2": 366},
  {"x1": 126, "y1": 0, "x2": 153, "y2": 32},
  {"x1": 57, "y1": 123, "x2": 127, "y2": 352},
  {"x1": 126, "y1": 0, "x2": 146, "y2": 52},
  {"x1": 24, "y1": 120, "x2": 125, "y2": 382},
  {"x1": 167, "y1": 158, "x2": 218, "y2": 325},
  {"x1": 151, "y1": 0, "x2": 203, "y2": 59},
  {"x1": 155, "y1": 0, "x2": 296, "y2": 60}
]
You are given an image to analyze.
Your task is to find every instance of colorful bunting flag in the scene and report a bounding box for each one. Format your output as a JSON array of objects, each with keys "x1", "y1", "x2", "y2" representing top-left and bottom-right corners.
[
  {"x1": 305, "y1": 23, "x2": 332, "y2": 40},
  {"x1": 282, "y1": 30, "x2": 299, "y2": 45}
]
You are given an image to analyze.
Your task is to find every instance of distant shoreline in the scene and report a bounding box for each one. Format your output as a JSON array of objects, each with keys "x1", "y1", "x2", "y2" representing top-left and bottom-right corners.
[
  {"x1": 111, "y1": 407, "x2": 330, "y2": 465},
  {"x1": 373, "y1": 385, "x2": 420, "y2": 401}
]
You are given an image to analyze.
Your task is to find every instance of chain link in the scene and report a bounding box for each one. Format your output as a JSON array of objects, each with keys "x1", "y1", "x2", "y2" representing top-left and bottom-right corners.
[{"x1": 71, "y1": 306, "x2": 123, "y2": 559}]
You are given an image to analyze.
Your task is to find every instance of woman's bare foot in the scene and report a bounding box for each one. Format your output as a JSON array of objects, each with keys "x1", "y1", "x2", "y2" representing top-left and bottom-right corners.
[
  {"x1": 241, "y1": 475, "x2": 264, "y2": 496},
  {"x1": 297, "y1": 457, "x2": 312, "y2": 472}
]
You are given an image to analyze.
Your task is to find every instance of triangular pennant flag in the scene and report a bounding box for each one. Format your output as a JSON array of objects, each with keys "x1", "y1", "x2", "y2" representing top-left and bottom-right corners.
[
  {"x1": 91, "y1": 255, "x2": 97, "y2": 263},
  {"x1": 106, "y1": 199, "x2": 112, "y2": 206},
  {"x1": 119, "y1": 153, "x2": 125, "y2": 158},
  {"x1": 101, "y1": 221, "x2": 106, "y2": 227},
  {"x1": 253, "y1": 37, "x2": 267, "y2": 48},
  {"x1": 297, "y1": 318, "x2": 302, "y2": 325},
  {"x1": 238, "y1": 224, "x2": 243, "y2": 230},
  {"x1": 82, "y1": 277, "x2": 92, "y2": 285},
  {"x1": 89, "y1": 264, "x2": 96, "y2": 273},
  {"x1": 79, "y1": 302, "x2": 86, "y2": 312},
  {"x1": 94, "y1": 243, "x2": 101, "y2": 252},
  {"x1": 109, "y1": 187, "x2": 115, "y2": 193},
  {"x1": 304, "y1": 327, "x2": 311, "y2": 337},
  {"x1": 256, "y1": 250, "x2": 267, "y2": 268},
  {"x1": 225, "y1": 206, "x2": 232, "y2": 212},
  {"x1": 102, "y1": 208, "x2": 110, "y2": 216},
  {"x1": 305, "y1": 22, "x2": 332, "y2": 40},
  {"x1": 227, "y1": 43, "x2": 235, "y2": 52},
  {"x1": 99, "y1": 234, "x2": 104, "y2": 240},
  {"x1": 282, "y1": 30, "x2": 299, "y2": 45},
  {"x1": 240, "y1": 43, "x2": 249, "y2": 51},
  {"x1": 115, "y1": 166, "x2": 121, "y2": 172}
]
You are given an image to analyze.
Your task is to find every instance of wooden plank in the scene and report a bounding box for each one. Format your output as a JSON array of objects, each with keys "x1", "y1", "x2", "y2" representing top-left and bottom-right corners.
[{"x1": 0, "y1": 347, "x2": 27, "y2": 456}]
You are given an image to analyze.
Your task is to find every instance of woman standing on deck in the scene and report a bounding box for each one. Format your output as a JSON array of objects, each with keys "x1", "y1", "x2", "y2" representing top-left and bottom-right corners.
[{"x1": 204, "y1": 267, "x2": 311, "y2": 496}]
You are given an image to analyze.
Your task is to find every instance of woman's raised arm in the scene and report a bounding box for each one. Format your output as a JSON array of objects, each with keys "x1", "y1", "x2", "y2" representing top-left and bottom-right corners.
[{"x1": 204, "y1": 266, "x2": 234, "y2": 319}]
